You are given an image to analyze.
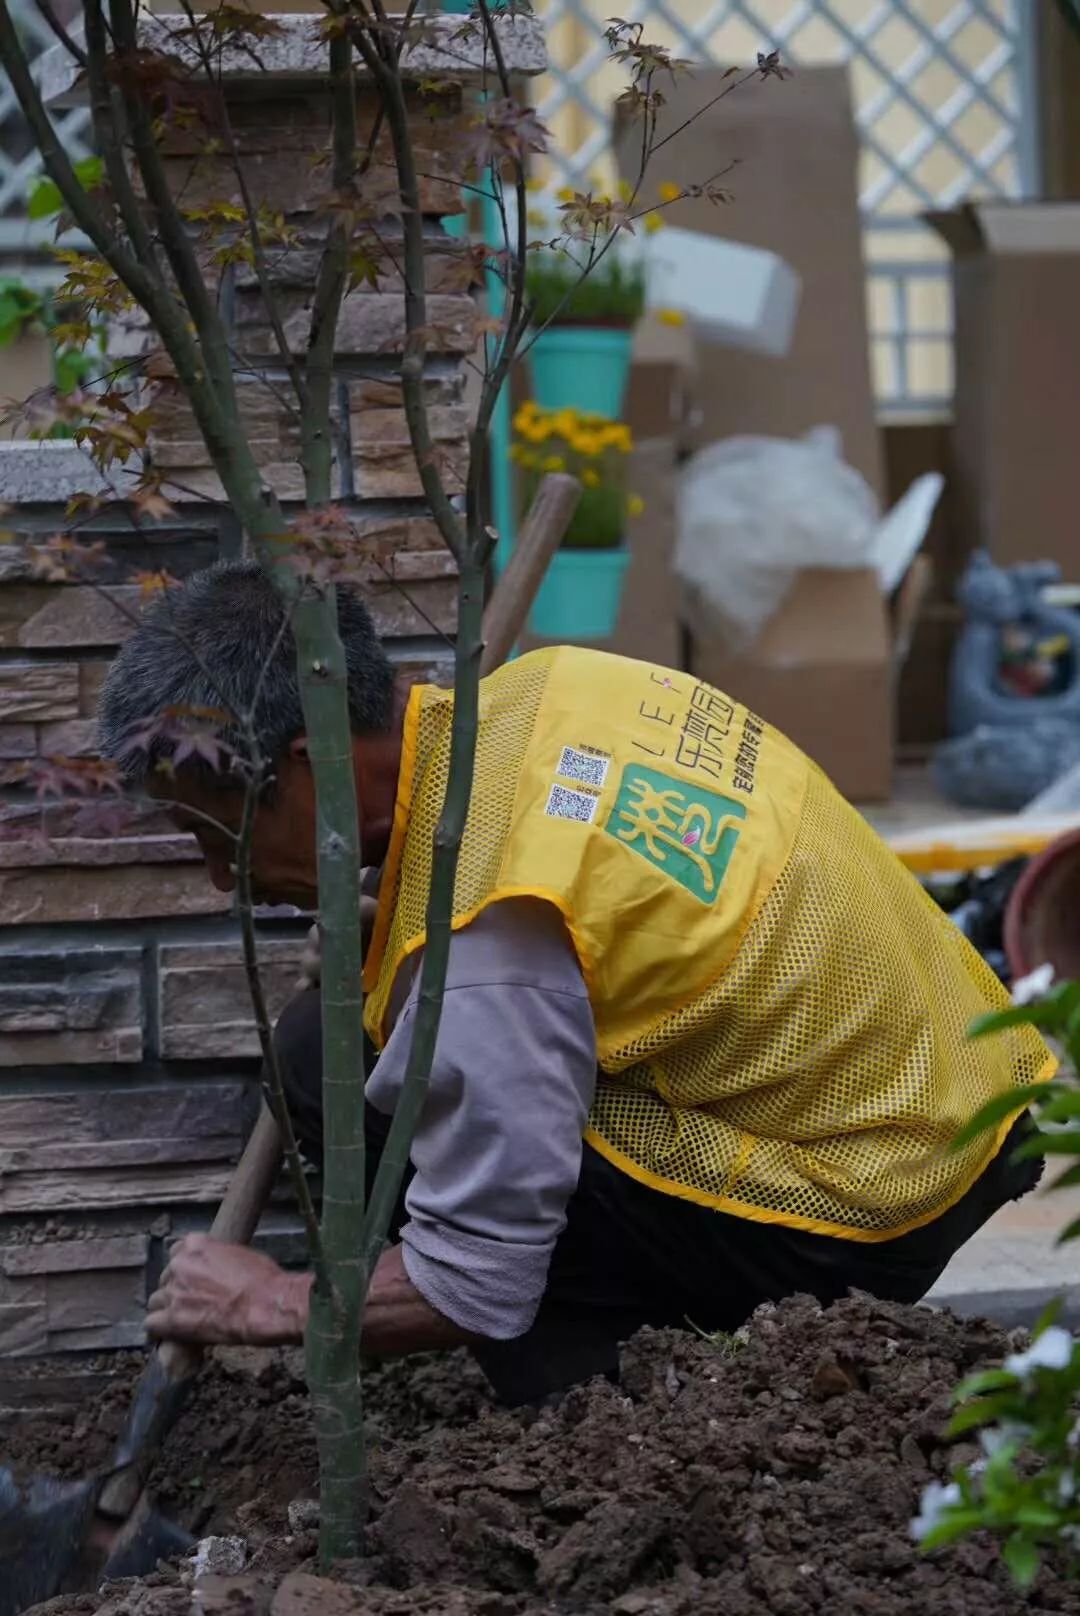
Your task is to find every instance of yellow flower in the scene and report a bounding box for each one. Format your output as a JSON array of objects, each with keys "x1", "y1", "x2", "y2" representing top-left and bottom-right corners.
[
  {"x1": 525, "y1": 178, "x2": 543, "y2": 194},
  {"x1": 617, "y1": 178, "x2": 633, "y2": 203},
  {"x1": 526, "y1": 209, "x2": 548, "y2": 229},
  {"x1": 582, "y1": 468, "x2": 601, "y2": 488},
  {"x1": 543, "y1": 455, "x2": 566, "y2": 472},
  {"x1": 656, "y1": 307, "x2": 687, "y2": 327},
  {"x1": 643, "y1": 211, "x2": 665, "y2": 235},
  {"x1": 658, "y1": 181, "x2": 682, "y2": 204},
  {"x1": 628, "y1": 494, "x2": 645, "y2": 517},
  {"x1": 556, "y1": 186, "x2": 575, "y2": 203}
]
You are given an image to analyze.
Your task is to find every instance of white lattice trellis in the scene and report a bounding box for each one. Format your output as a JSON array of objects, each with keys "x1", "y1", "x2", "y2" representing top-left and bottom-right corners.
[
  {"x1": 0, "y1": 0, "x2": 1038, "y2": 404},
  {"x1": 0, "y1": 0, "x2": 90, "y2": 253},
  {"x1": 532, "y1": 0, "x2": 1039, "y2": 414}
]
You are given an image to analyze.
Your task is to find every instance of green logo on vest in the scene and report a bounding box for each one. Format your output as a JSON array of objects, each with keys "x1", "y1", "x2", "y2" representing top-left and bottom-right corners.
[{"x1": 605, "y1": 763, "x2": 747, "y2": 904}]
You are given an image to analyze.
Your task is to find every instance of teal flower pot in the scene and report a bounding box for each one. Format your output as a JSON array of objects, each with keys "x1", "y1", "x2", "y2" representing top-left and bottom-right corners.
[
  {"x1": 529, "y1": 326, "x2": 634, "y2": 419},
  {"x1": 529, "y1": 546, "x2": 630, "y2": 643}
]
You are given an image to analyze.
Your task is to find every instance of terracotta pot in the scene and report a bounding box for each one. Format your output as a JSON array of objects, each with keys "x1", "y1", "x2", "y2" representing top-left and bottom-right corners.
[{"x1": 1004, "y1": 826, "x2": 1080, "y2": 981}]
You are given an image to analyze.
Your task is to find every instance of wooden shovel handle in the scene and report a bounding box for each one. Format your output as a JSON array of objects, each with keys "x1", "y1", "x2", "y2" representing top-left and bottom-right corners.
[
  {"x1": 206, "y1": 1103, "x2": 284, "y2": 1243},
  {"x1": 96, "y1": 1107, "x2": 283, "y2": 1519},
  {"x1": 155, "y1": 1104, "x2": 283, "y2": 1380},
  {"x1": 480, "y1": 472, "x2": 581, "y2": 676}
]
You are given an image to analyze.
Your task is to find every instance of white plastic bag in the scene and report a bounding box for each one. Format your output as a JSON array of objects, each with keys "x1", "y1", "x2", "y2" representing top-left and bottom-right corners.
[{"x1": 674, "y1": 427, "x2": 880, "y2": 654}]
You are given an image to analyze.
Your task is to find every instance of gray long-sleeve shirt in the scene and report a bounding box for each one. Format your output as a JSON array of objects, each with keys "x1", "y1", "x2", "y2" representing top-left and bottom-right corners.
[{"x1": 365, "y1": 899, "x2": 596, "y2": 1340}]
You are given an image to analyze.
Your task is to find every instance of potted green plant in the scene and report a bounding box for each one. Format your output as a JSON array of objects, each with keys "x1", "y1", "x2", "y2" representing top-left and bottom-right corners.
[
  {"x1": 525, "y1": 189, "x2": 652, "y2": 419},
  {"x1": 0, "y1": 275, "x2": 105, "y2": 436},
  {"x1": 513, "y1": 400, "x2": 641, "y2": 641}
]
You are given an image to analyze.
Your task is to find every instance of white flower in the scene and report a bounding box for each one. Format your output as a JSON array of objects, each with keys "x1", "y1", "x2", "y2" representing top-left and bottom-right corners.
[
  {"x1": 1005, "y1": 1325, "x2": 1075, "y2": 1381},
  {"x1": 1012, "y1": 962, "x2": 1055, "y2": 1005},
  {"x1": 1059, "y1": 1470, "x2": 1077, "y2": 1506},
  {"x1": 911, "y1": 1480, "x2": 962, "y2": 1543},
  {"x1": 978, "y1": 1420, "x2": 1030, "y2": 1459}
]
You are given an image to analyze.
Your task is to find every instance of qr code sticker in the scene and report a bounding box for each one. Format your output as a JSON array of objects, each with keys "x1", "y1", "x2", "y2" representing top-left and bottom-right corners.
[
  {"x1": 545, "y1": 782, "x2": 600, "y2": 825},
  {"x1": 556, "y1": 745, "x2": 610, "y2": 790}
]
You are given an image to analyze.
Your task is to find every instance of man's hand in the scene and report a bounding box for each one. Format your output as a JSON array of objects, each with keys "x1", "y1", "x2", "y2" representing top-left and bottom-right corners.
[
  {"x1": 296, "y1": 892, "x2": 379, "y2": 990},
  {"x1": 146, "y1": 1234, "x2": 313, "y2": 1346}
]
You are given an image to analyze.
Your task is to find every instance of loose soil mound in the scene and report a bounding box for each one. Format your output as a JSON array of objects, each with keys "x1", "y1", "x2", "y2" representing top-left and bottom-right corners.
[{"x1": 16, "y1": 1293, "x2": 1080, "y2": 1616}]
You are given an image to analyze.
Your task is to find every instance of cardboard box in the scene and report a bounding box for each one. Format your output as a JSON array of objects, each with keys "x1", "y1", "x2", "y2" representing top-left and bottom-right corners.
[
  {"x1": 608, "y1": 439, "x2": 681, "y2": 667},
  {"x1": 687, "y1": 558, "x2": 930, "y2": 803},
  {"x1": 645, "y1": 226, "x2": 800, "y2": 357},
  {"x1": 625, "y1": 314, "x2": 697, "y2": 448},
  {"x1": 2, "y1": 333, "x2": 54, "y2": 440},
  {"x1": 928, "y1": 202, "x2": 1080, "y2": 579},
  {"x1": 616, "y1": 65, "x2": 883, "y2": 497}
]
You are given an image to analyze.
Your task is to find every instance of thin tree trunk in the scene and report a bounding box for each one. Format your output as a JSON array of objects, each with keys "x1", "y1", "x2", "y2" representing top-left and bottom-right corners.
[
  {"x1": 291, "y1": 589, "x2": 368, "y2": 1562},
  {"x1": 361, "y1": 552, "x2": 486, "y2": 1271}
]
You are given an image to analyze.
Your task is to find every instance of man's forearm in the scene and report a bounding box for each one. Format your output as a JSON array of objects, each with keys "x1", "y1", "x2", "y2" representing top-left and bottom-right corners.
[
  {"x1": 287, "y1": 1243, "x2": 475, "y2": 1355},
  {"x1": 362, "y1": 1242, "x2": 477, "y2": 1354},
  {"x1": 146, "y1": 1234, "x2": 474, "y2": 1352}
]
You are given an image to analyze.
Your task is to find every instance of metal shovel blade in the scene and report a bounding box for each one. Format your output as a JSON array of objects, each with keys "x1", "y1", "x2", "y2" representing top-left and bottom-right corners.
[
  {"x1": 98, "y1": 1490, "x2": 195, "y2": 1583},
  {"x1": 0, "y1": 1465, "x2": 195, "y2": 1616},
  {"x1": 0, "y1": 1466, "x2": 97, "y2": 1616}
]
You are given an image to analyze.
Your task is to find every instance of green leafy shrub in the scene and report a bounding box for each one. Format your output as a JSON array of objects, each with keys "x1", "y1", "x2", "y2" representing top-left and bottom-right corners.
[
  {"x1": 525, "y1": 246, "x2": 646, "y2": 328},
  {"x1": 914, "y1": 971, "x2": 1080, "y2": 1586}
]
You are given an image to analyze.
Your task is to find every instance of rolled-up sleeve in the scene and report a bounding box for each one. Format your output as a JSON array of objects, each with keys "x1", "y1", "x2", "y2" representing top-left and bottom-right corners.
[{"x1": 365, "y1": 900, "x2": 596, "y2": 1340}]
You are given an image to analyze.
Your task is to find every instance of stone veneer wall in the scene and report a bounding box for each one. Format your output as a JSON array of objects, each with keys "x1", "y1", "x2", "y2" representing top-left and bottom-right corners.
[
  {"x1": 0, "y1": 10, "x2": 546, "y2": 1361},
  {"x1": 0, "y1": 454, "x2": 456, "y2": 1360}
]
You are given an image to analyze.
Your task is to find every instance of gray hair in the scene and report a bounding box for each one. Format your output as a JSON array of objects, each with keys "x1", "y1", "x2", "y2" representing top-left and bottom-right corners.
[{"x1": 98, "y1": 558, "x2": 394, "y2": 786}]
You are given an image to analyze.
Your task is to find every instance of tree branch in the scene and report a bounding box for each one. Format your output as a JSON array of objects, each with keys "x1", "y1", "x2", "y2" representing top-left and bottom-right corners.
[
  {"x1": 177, "y1": 0, "x2": 310, "y2": 420},
  {"x1": 350, "y1": 20, "x2": 465, "y2": 561},
  {"x1": 291, "y1": 579, "x2": 367, "y2": 1562},
  {"x1": 83, "y1": 0, "x2": 162, "y2": 277},
  {"x1": 361, "y1": 549, "x2": 483, "y2": 1272},
  {"x1": 33, "y1": 0, "x2": 87, "y2": 68},
  {"x1": 649, "y1": 66, "x2": 759, "y2": 158},
  {"x1": 304, "y1": 28, "x2": 356, "y2": 504},
  {"x1": 234, "y1": 767, "x2": 329, "y2": 1289},
  {"x1": 107, "y1": 0, "x2": 240, "y2": 414}
]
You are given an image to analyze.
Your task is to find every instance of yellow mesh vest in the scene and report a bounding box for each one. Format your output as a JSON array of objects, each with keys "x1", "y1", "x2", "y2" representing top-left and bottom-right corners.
[{"x1": 364, "y1": 647, "x2": 1053, "y2": 1241}]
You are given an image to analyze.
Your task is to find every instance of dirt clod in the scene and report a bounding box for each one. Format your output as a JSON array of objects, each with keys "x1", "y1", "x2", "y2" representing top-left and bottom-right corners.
[
  {"x1": 190, "y1": 1537, "x2": 246, "y2": 1579},
  {"x1": 13, "y1": 1294, "x2": 1080, "y2": 1616}
]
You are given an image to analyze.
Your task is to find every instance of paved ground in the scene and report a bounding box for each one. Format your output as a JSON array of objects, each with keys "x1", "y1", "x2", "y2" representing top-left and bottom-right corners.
[
  {"x1": 928, "y1": 1184, "x2": 1080, "y2": 1327},
  {"x1": 857, "y1": 764, "x2": 995, "y2": 840},
  {"x1": 860, "y1": 768, "x2": 1071, "y2": 1327}
]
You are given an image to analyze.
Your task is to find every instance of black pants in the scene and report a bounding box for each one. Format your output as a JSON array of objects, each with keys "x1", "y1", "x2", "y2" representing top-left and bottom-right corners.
[{"x1": 271, "y1": 988, "x2": 1041, "y2": 1405}]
